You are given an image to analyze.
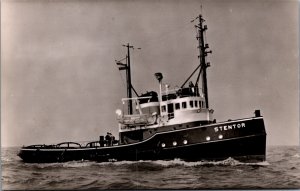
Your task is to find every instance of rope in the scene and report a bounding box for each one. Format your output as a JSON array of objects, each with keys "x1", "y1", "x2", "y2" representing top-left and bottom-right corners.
[
  {"x1": 118, "y1": 70, "x2": 127, "y2": 90},
  {"x1": 138, "y1": 20, "x2": 193, "y2": 51}
]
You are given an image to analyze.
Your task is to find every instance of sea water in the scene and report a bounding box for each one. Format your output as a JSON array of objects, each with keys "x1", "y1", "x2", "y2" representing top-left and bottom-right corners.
[{"x1": 2, "y1": 146, "x2": 300, "y2": 189}]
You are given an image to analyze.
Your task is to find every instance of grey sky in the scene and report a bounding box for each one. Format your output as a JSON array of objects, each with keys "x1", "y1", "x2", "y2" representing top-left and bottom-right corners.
[{"x1": 1, "y1": 0, "x2": 298, "y2": 147}]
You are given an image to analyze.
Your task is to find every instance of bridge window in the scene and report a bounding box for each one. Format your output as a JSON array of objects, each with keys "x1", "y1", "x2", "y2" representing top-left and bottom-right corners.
[
  {"x1": 162, "y1": 105, "x2": 166, "y2": 112},
  {"x1": 182, "y1": 102, "x2": 187, "y2": 109},
  {"x1": 199, "y1": 101, "x2": 202, "y2": 108},
  {"x1": 190, "y1": 100, "x2": 194, "y2": 108},
  {"x1": 195, "y1": 100, "x2": 198, "y2": 107},
  {"x1": 175, "y1": 103, "x2": 180, "y2": 110}
]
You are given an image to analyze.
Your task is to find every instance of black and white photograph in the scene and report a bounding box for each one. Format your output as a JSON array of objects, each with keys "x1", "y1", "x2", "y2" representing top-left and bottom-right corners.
[{"x1": 1, "y1": 0, "x2": 299, "y2": 189}]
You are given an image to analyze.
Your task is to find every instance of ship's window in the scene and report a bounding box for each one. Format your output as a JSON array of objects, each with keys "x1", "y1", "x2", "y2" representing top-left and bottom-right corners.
[
  {"x1": 190, "y1": 100, "x2": 194, "y2": 108},
  {"x1": 175, "y1": 103, "x2": 180, "y2": 110},
  {"x1": 182, "y1": 102, "x2": 187, "y2": 109},
  {"x1": 162, "y1": 105, "x2": 166, "y2": 112},
  {"x1": 199, "y1": 101, "x2": 202, "y2": 108},
  {"x1": 195, "y1": 100, "x2": 198, "y2": 107}
]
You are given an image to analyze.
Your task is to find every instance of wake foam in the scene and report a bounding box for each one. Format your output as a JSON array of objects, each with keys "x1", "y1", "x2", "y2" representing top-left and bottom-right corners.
[
  {"x1": 149, "y1": 158, "x2": 270, "y2": 167},
  {"x1": 89, "y1": 157, "x2": 270, "y2": 167},
  {"x1": 23, "y1": 157, "x2": 269, "y2": 169},
  {"x1": 62, "y1": 161, "x2": 94, "y2": 168}
]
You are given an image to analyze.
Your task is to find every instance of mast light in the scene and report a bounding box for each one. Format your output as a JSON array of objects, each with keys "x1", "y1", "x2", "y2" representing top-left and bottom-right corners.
[{"x1": 155, "y1": 73, "x2": 163, "y2": 82}]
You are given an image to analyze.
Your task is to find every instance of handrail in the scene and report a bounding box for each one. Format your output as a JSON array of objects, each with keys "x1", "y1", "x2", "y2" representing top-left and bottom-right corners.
[
  {"x1": 122, "y1": 113, "x2": 148, "y2": 118},
  {"x1": 121, "y1": 96, "x2": 152, "y2": 102},
  {"x1": 56, "y1": 142, "x2": 81, "y2": 148},
  {"x1": 85, "y1": 141, "x2": 100, "y2": 147},
  {"x1": 118, "y1": 113, "x2": 148, "y2": 125}
]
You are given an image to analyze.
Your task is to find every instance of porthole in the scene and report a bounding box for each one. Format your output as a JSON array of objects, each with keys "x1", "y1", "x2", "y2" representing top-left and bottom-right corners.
[
  {"x1": 218, "y1": 134, "x2": 223, "y2": 139},
  {"x1": 206, "y1": 136, "x2": 211, "y2": 141},
  {"x1": 173, "y1": 141, "x2": 177, "y2": 146},
  {"x1": 161, "y1": 143, "x2": 166, "y2": 148},
  {"x1": 183, "y1": 140, "x2": 188, "y2": 145}
]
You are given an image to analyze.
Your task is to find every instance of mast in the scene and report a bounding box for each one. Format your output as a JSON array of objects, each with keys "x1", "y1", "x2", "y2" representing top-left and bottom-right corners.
[
  {"x1": 181, "y1": 14, "x2": 212, "y2": 108},
  {"x1": 116, "y1": 43, "x2": 140, "y2": 115},
  {"x1": 124, "y1": 43, "x2": 133, "y2": 115},
  {"x1": 196, "y1": 14, "x2": 212, "y2": 108}
]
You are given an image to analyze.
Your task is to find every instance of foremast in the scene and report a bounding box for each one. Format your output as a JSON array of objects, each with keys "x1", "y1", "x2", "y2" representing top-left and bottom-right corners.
[{"x1": 116, "y1": 43, "x2": 140, "y2": 115}]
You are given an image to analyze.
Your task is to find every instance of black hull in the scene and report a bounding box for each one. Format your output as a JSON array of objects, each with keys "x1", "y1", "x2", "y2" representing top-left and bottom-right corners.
[{"x1": 18, "y1": 117, "x2": 266, "y2": 163}]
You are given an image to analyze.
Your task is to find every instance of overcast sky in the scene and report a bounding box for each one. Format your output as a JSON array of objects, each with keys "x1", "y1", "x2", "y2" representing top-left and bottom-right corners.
[{"x1": 1, "y1": 0, "x2": 298, "y2": 147}]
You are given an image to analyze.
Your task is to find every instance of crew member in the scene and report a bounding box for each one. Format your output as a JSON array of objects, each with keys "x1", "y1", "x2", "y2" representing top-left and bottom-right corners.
[
  {"x1": 189, "y1": 81, "x2": 195, "y2": 96},
  {"x1": 111, "y1": 134, "x2": 115, "y2": 145},
  {"x1": 105, "y1": 132, "x2": 112, "y2": 146}
]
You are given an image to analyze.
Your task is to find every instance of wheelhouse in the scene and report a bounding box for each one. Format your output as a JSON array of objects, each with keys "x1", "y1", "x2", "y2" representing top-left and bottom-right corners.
[{"x1": 116, "y1": 83, "x2": 214, "y2": 144}]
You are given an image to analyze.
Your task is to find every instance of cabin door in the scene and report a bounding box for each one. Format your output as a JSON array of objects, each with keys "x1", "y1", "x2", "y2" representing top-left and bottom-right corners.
[{"x1": 167, "y1": 103, "x2": 174, "y2": 119}]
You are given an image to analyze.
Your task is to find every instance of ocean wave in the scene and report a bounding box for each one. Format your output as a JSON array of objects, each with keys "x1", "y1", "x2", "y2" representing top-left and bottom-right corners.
[
  {"x1": 4, "y1": 146, "x2": 300, "y2": 190},
  {"x1": 1, "y1": 157, "x2": 13, "y2": 163},
  {"x1": 24, "y1": 162, "x2": 64, "y2": 169}
]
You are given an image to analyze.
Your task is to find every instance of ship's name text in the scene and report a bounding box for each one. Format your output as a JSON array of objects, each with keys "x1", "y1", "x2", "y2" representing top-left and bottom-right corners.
[{"x1": 214, "y1": 123, "x2": 246, "y2": 132}]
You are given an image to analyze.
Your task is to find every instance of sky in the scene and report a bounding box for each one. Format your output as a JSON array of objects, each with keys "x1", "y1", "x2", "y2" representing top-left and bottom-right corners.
[{"x1": 1, "y1": 0, "x2": 299, "y2": 147}]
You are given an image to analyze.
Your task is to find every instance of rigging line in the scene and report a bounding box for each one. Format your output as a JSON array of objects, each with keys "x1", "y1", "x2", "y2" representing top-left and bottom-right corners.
[
  {"x1": 118, "y1": 70, "x2": 127, "y2": 90},
  {"x1": 196, "y1": 64, "x2": 204, "y2": 85},
  {"x1": 117, "y1": 57, "x2": 127, "y2": 62},
  {"x1": 138, "y1": 21, "x2": 193, "y2": 49},
  {"x1": 130, "y1": 84, "x2": 139, "y2": 97},
  {"x1": 162, "y1": 23, "x2": 191, "y2": 42},
  {"x1": 181, "y1": 64, "x2": 201, "y2": 88}
]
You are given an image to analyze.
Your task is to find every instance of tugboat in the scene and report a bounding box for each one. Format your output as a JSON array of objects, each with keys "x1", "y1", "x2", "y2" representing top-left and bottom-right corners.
[{"x1": 18, "y1": 14, "x2": 267, "y2": 163}]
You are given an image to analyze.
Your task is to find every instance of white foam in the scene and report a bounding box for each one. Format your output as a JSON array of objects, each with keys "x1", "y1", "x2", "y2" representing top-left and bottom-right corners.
[
  {"x1": 24, "y1": 158, "x2": 270, "y2": 168},
  {"x1": 62, "y1": 161, "x2": 94, "y2": 168},
  {"x1": 146, "y1": 158, "x2": 270, "y2": 167}
]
